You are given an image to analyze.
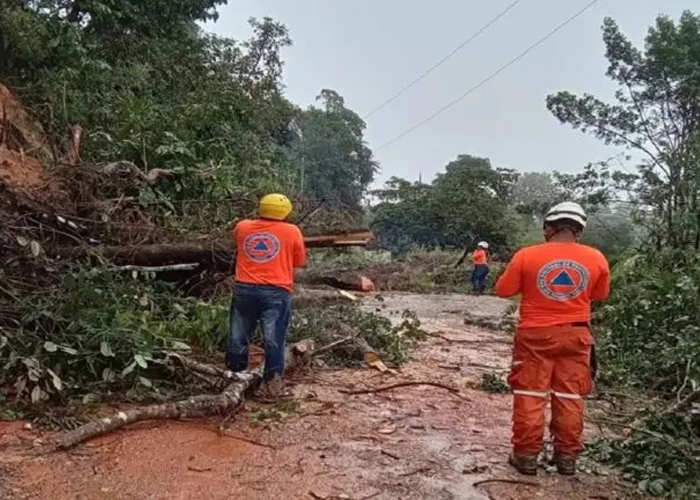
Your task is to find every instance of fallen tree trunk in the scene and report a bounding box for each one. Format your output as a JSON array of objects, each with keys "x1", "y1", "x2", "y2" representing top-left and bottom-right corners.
[
  {"x1": 50, "y1": 229, "x2": 374, "y2": 271},
  {"x1": 56, "y1": 339, "x2": 314, "y2": 450}
]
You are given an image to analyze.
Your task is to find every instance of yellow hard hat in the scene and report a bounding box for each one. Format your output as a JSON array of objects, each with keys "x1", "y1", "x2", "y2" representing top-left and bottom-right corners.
[{"x1": 258, "y1": 193, "x2": 292, "y2": 220}]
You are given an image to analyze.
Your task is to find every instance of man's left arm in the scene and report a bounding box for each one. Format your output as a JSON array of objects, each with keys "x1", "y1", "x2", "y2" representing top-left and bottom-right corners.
[
  {"x1": 591, "y1": 258, "x2": 611, "y2": 301},
  {"x1": 494, "y1": 251, "x2": 523, "y2": 298},
  {"x1": 292, "y1": 227, "x2": 307, "y2": 268}
]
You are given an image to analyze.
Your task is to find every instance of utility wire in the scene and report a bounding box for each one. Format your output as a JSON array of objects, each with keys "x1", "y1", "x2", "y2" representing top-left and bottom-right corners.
[
  {"x1": 362, "y1": 0, "x2": 523, "y2": 120},
  {"x1": 374, "y1": 0, "x2": 602, "y2": 153}
]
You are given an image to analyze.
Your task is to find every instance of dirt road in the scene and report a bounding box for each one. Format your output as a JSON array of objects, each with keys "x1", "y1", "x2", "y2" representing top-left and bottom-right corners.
[{"x1": 1, "y1": 293, "x2": 634, "y2": 499}]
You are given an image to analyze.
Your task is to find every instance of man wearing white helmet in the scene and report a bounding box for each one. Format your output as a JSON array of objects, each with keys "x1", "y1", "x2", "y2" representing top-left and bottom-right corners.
[
  {"x1": 470, "y1": 241, "x2": 490, "y2": 294},
  {"x1": 495, "y1": 202, "x2": 610, "y2": 476}
]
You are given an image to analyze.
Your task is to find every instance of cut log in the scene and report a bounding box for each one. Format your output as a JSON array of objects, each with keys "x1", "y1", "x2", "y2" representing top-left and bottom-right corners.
[
  {"x1": 49, "y1": 229, "x2": 374, "y2": 271},
  {"x1": 56, "y1": 339, "x2": 314, "y2": 450},
  {"x1": 307, "y1": 272, "x2": 376, "y2": 292}
]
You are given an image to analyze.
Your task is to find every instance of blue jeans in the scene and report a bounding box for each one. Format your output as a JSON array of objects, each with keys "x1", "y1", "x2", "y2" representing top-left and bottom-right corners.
[
  {"x1": 227, "y1": 283, "x2": 292, "y2": 381},
  {"x1": 471, "y1": 264, "x2": 490, "y2": 293}
]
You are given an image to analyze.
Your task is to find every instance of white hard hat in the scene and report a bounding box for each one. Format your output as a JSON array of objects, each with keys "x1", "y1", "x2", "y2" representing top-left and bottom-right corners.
[
  {"x1": 477, "y1": 241, "x2": 489, "y2": 249},
  {"x1": 544, "y1": 201, "x2": 587, "y2": 228}
]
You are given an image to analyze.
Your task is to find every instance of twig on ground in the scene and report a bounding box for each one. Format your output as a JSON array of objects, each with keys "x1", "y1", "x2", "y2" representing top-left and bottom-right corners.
[
  {"x1": 438, "y1": 364, "x2": 461, "y2": 371},
  {"x1": 219, "y1": 431, "x2": 277, "y2": 449},
  {"x1": 400, "y1": 467, "x2": 432, "y2": 477},
  {"x1": 187, "y1": 465, "x2": 212, "y2": 472},
  {"x1": 339, "y1": 381, "x2": 462, "y2": 396},
  {"x1": 380, "y1": 449, "x2": 400, "y2": 460},
  {"x1": 472, "y1": 478, "x2": 539, "y2": 488}
]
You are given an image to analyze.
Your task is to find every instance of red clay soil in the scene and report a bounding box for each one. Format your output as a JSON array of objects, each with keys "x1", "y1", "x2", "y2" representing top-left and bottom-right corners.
[{"x1": 0, "y1": 294, "x2": 640, "y2": 500}]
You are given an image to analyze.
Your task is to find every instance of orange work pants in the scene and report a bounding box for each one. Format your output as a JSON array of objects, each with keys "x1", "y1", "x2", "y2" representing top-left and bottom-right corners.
[{"x1": 507, "y1": 324, "x2": 594, "y2": 457}]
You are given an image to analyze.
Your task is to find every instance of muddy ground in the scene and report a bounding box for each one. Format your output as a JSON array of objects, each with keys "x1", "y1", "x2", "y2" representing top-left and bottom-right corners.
[{"x1": 0, "y1": 293, "x2": 637, "y2": 500}]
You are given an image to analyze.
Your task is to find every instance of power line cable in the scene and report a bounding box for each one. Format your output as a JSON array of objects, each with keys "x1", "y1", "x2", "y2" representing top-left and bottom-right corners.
[
  {"x1": 374, "y1": 0, "x2": 602, "y2": 153},
  {"x1": 362, "y1": 0, "x2": 523, "y2": 120}
]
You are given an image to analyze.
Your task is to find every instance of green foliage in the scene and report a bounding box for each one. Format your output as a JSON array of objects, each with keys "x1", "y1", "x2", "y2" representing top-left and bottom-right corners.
[
  {"x1": 547, "y1": 11, "x2": 700, "y2": 250},
  {"x1": 371, "y1": 155, "x2": 522, "y2": 254},
  {"x1": 592, "y1": 250, "x2": 700, "y2": 497},
  {"x1": 597, "y1": 251, "x2": 700, "y2": 392},
  {"x1": 290, "y1": 90, "x2": 378, "y2": 211},
  {"x1": 0, "y1": 3, "x2": 376, "y2": 219},
  {"x1": 0, "y1": 268, "x2": 228, "y2": 404}
]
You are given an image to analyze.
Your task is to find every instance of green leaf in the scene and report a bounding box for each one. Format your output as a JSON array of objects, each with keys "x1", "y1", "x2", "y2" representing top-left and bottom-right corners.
[
  {"x1": 100, "y1": 341, "x2": 115, "y2": 357},
  {"x1": 134, "y1": 354, "x2": 148, "y2": 369},
  {"x1": 121, "y1": 361, "x2": 137, "y2": 378},
  {"x1": 30, "y1": 385, "x2": 44, "y2": 403},
  {"x1": 102, "y1": 368, "x2": 115, "y2": 382},
  {"x1": 30, "y1": 240, "x2": 42, "y2": 258},
  {"x1": 43, "y1": 341, "x2": 58, "y2": 353},
  {"x1": 139, "y1": 376, "x2": 153, "y2": 388},
  {"x1": 82, "y1": 393, "x2": 100, "y2": 404},
  {"x1": 58, "y1": 345, "x2": 78, "y2": 355},
  {"x1": 170, "y1": 341, "x2": 191, "y2": 351},
  {"x1": 47, "y1": 369, "x2": 63, "y2": 391}
]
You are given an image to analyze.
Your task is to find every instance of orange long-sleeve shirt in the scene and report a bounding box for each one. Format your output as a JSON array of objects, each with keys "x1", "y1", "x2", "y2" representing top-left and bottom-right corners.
[
  {"x1": 495, "y1": 242, "x2": 610, "y2": 329},
  {"x1": 233, "y1": 219, "x2": 307, "y2": 292},
  {"x1": 471, "y1": 248, "x2": 488, "y2": 265}
]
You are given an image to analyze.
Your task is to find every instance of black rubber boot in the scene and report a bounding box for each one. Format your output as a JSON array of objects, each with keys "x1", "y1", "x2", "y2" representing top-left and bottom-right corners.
[
  {"x1": 553, "y1": 454, "x2": 577, "y2": 475},
  {"x1": 509, "y1": 453, "x2": 538, "y2": 476}
]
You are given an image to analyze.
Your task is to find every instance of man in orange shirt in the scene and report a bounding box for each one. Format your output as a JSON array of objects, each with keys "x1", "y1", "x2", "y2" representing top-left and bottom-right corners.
[
  {"x1": 470, "y1": 241, "x2": 490, "y2": 294},
  {"x1": 227, "y1": 194, "x2": 306, "y2": 389},
  {"x1": 495, "y1": 202, "x2": 610, "y2": 476}
]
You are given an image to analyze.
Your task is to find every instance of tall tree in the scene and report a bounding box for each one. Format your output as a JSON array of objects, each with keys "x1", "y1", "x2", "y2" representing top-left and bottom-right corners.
[
  {"x1": 512, "y1": 172, "x2": 563, "y2": 219},
  {"x1": 546, "y1": 11, "x2": 700, "y2": 249},
  {"x1": 291, "y1": 89, "x2": 377, "y2": 210},
  {"x1": 371, "y1": 155, "x2": 522, "y2": 253}
]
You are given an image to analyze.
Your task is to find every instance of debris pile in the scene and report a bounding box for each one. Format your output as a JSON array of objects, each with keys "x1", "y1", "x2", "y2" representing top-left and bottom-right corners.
[{"x1": 0, "y1": 80, "x2": 374, "y2": 300}]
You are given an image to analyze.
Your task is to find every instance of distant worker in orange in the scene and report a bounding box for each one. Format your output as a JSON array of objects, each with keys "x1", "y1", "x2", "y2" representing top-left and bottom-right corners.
[
  {"x1": 495, "y1": 202, "x2": 610, "y2": 476},
  {"x1": 470, "y1": 241, "x2": 490, "y2": 294},
  {"x1": 227, "y1": 194, "x2": 307, "y2": 392}
]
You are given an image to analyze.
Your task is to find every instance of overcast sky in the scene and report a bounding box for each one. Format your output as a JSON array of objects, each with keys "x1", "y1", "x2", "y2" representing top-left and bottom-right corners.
[{"x1": 206, "y1": 1, "x2": 689, "y2": 186}]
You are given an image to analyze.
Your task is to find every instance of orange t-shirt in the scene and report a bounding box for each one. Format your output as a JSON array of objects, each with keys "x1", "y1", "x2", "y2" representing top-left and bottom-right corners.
[
  {"x1": 471, "y1": 248, "x2": 488, "y2": 265},
  {"x1": 233, "y1": 219, "x2": 307, "y2": 292},
  {"x1": 495, "y1": 242, "x2": 610, "y2": 329}
]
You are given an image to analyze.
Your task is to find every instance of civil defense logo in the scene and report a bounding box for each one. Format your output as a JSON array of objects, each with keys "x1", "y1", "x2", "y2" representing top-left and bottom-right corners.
[
  {"x1": 537, "y1": 259, "x2": 590, "y2": 301},
  {"x1": 243, "y1": 232, "x2": 280, "y2": 263}
]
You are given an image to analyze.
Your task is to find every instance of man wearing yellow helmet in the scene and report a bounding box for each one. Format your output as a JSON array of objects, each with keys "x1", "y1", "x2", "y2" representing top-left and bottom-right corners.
[{"x1": 227, "y1": 193, "x2": 306, "y2": 391}]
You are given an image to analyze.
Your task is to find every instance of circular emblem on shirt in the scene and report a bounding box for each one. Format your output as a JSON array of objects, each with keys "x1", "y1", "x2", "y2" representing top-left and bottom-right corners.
[
  {"x1": 537, "y1": 260, "x2": 589, "y2": 301},
  {"x1": 243, "y1": 232, "x2": 280, "y2": 263}
]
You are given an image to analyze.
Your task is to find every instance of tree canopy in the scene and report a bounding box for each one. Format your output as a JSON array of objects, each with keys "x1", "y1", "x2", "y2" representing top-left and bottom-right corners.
[
  {"x1": 371, "y1": 155, "x2": 522, "y2": 254},
  {"x1": 0, "y1": 1, "x2": 376, "y2": 209},
  {"x1": 547, "y1": 10, "x2": 700, "y2": 249}
]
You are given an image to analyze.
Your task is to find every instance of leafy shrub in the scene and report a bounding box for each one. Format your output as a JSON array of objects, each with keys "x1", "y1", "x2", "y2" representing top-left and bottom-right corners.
[
  {"x1": 596, "y1": 251, "x2": 700, "y2": 392},
  {"x1": 0, "y1": 268, "x2": 228, "y2": 404},
  {"x1": 592, "y1": 250, "x2": 700, "y2": 497}
]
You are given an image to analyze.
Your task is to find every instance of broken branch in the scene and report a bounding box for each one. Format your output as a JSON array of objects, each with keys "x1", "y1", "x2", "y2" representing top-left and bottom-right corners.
[
  {"x1": 339, "y1": 381, "x2": 461, "y2": 396},
  {"x1": 472, "y1": 478, "x2": 539, "y2": 488}
]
